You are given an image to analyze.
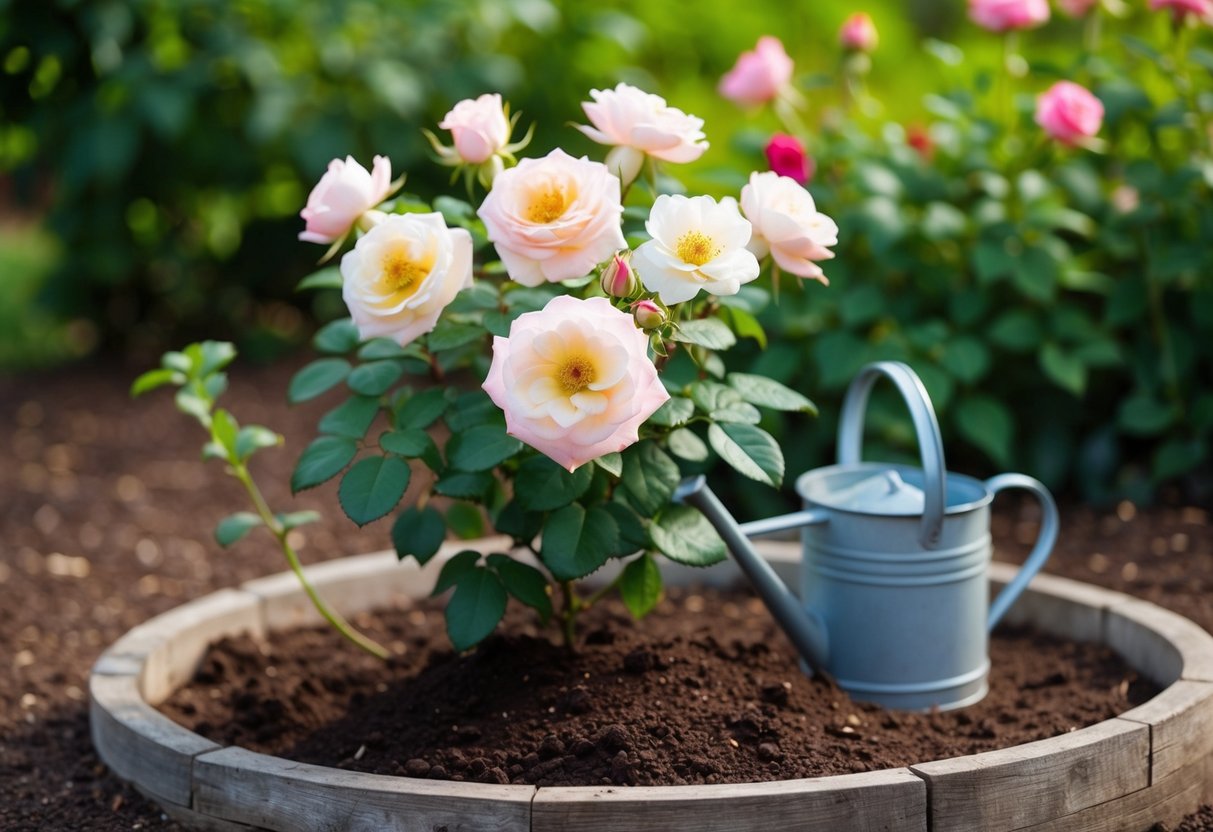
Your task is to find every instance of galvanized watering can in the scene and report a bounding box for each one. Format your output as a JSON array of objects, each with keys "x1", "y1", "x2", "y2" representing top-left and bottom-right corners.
[{"x1": 676, "y1": 361, "x2": 1059, "y2": 711}]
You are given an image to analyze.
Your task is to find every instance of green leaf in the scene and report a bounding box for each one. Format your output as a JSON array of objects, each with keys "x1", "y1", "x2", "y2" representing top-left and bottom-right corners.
[
  {"x1": 954, "y1": 395, "x2": 1013, "y2": 468},
  {"x1": 726, "y1": 373, "x2": 817, "y2": 414},
  {"x1": 198, "y1": 341, "x2": 237, "y2": 376},
  {"x1": 175, "y1": 388, "x2": 210, "y2": 423},
  {"x1": 988, "y1": 311, "x2": 1042, "y2": 352},
  {"x1": 493, "y1": 499, "x2": 544, "y2": 542},
  {"x1": 444, "y1": 391, "x2": 503, "y2": 432},
  {"x1": 215, "y1": 512, "x2": 262, "y2": 547},
  {"x1": 380, "y1": 429, "x2": 434, "y2": 458},
  {"x1": 447, "y1": 424, "x2": 523, "y2": 472},
  {"x1": 434, "y1": 194, "x2": 475, "y2": 225},
  {"x1": 210, "y1": 408, "x2": 239, "y2": 454},
  {"x1": 515, "y1": 455, "x2": 594, "y2": 511},
  {"x1": 296, "y1": 266, "x2": 342, "y2": 292},
  {"x1": 394, "y1": 387, "x2": 449, "y2": 430},
  {"x1": 690, "y1": 381, "x2": 761, "y2": 424},
  {"x1": 668, "y1": 428, "x2": 709, "y2": 462},
  {"x1": 289, "y1": 358, "x2": 351, "y2": 403},
  {"x1": 648, "y1": 396, "x2": 694, "y2": 427},
  {"x1": 972, "y1": 239, "x2": 1016, "y2": 283},
  {"x1": 312, "y1": 318, "x2": 360, "y2": 354},
  {"x1": 358, "y1": 339, "x2": 414, "y2": 360},
  {"x1": 235, "y1": 425, "x2": 281, "y2": 461},
  {"x1": 1154, "y1": 438, "x2": 1207, "y2": 481},
  {"x1": 348, "y1": 360, "x2": 405, "y2": 396},
  {"x1": 618, "y1": 554, "x2": 662, "y2": 618},
  {"x1": 161, "y1": 351, "x2": 192, "y2": 374},
  {"x1": 594, "y1": 452, "x2": 623, "y2": 478},
  {"x1": 427, "y1": 321, "x2": 485, "y2": 352},
  {"x1": 540, "y1": 503, "x2": 619, "y2": 581},
  {"x1": 1013, "y1": 246, "x2": 1059, "y2": 302},
  {"x1": 131, "y1": 368, "x2": 184, "y2": 396},
  {"x1": 707, "y1": 422, "x2": 784, "y2": 487},
  {"x1": 276, "y1": 511, "x2": 321, "y2": 530},
  {"x1": 651, "y1": 506, "x2": 727, "y2": 566},
  {"x1": 445, "y1": 567, "x2": 508, "y2": 652},
  {"x1": 671, "y1": 318, "x2": 737, "y2": 350},
  {"x1": 725, "y1": 307, "x2": 767, "y2": 349},
  {"x1": 337, "y1": 456, "x2": 411, "y2": 526},
  {"x1": 434, "y1": 471, "x2": 495, "y2": 499},
  {"x1": 391, "y1": 506, "x2": 446, "y2": 565},
  {"x1": 603, "y1": 501, "x2": 649, "y2": 553},
  {"x1": 1040, "y1": 343, "x2": 1086, "y2": 396},
  {"x1": 433, "y1": 550, "x2": 480, "y2": 594},
  {"x1": 319, "y1": 395, "x2": 381, "y2": 438},
  {"x1": 1118, "y1": 394, "x2": 1175, "y2": 436},
  {"x1": 940, "y1": 337, "x2": 991, "y2": 384},
  {"x1": 291, "y1": 436, "x2": 357, "y2": 493},
  {"x1": 445, "y1": 502, "x2": 485, "y2": 538},
  {"x1": 619, "y1": 442, "x2": 680, "y2": 517},
  {"x1": 488, "y1": 554, "x2": 552, "y2": 622}
]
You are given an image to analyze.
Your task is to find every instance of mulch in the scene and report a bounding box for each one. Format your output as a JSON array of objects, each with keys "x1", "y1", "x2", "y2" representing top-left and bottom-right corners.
[{"x1": 1, "y1": 356, "x2": 1210, "y2": 830}]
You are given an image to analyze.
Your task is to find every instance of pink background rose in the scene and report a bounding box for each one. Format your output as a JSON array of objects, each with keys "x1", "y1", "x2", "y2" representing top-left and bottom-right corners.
[
  {"x1": 477, "y1": 149, "x2": 626, "y2": 286},
  {"x1": 1056, "y1": 0, "x2": 1099, "y2": 17},
  {"x1": 1150, "y1": 0, "x2": 1213, "y2": 18},
  {"x1": 299, "y1": 155, "x2": 393, "y2": 245},
  {"x1": 1035, "y1": 81, "x2": 1104, "y2": 146},
  {"x1": 483, "y1": 296, "x2": 669, "y2": 471},
  {"x1": 438, "y1": 93, "x2": 510, "y2": 165},
  {"x1": 765, "y1": 134, "x2": 813, "y2": 184},
  {"x1": 719, "y1": 36, "x2": 794, "y2": 106},
  {"x1": 968, "y1": 0, "x2": 1050, "y2": 31},
  {"x1": 839, "y1": 13, "x2": 879, "y2": 52},
  {"x1": 577, "y1": 83, "x2": 708, "y2": 184}
]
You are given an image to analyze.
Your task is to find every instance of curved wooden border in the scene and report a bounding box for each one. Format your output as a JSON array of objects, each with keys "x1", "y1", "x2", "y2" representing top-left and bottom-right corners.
[{"x1": 90, "y1": 543, "x2": 1213, "y2": 832}]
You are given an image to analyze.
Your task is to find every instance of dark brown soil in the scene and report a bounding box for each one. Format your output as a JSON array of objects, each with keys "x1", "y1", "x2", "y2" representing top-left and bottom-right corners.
[
  {"x1": 1, "y1": 357, "x2": 1210, "y2": 828},
  {"x1": 161, "y1": 588, "x2": 1156, "y2": 787}
]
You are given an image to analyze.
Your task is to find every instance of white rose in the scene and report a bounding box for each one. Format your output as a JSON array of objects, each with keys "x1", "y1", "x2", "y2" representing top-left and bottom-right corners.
[
  {"x1": 438, "y1": 93, "x2": 511, "y2": 165},
  {"x1": 340, "y1": 213, "x2": 473, "y2": 346},
  {"x1": 740, "y1": 171, "x2": 837, "y2": 283},
  {"x1": 576, "y1": 83, "x2": 708, "y2": 185},
  {"x1": 632, "y1": 194, "x2": 760, "y2": 305},
  {"x1": 477, "y1": 148, "x2": 626, "y2": 286}
]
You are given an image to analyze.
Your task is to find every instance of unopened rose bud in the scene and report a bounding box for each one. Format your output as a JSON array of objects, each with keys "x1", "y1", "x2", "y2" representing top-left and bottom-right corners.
[
  {"x1": 764, "y1": 133, "x2": 813, "y2": 184},
  {"x1": 631, "y1": 299, "x2": 666, "y2": 331},
  {"x1": 839, "y1": 13, "x2": 878, "y2": 53},
  {"x1": 601, "y1": 252, "x2": 638, "y2": 298}
]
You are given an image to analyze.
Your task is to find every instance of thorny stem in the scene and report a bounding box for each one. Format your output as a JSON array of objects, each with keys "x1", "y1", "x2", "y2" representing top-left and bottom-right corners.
[
  {"x1": 559, "y1": 580, "x2": 580, "y2": 649},
  {"x1": 232, "y1": 465, "x2": 390, "y2": 660}
]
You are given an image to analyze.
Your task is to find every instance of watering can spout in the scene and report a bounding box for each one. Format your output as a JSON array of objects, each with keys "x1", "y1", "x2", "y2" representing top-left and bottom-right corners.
[{"x1": 674, "y1": 476, "x2": 831, "y2": 675}]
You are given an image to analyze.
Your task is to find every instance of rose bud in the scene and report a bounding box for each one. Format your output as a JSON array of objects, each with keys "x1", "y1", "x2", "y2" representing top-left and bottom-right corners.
[
  {"x1": 631, "y1": 299, "x2": 667, "y2": 331},
  {"x1": 839, "y1": 13, "x2": 879, "y2": 53},
  {"x1": 765, "y1": 134, "x2": 813, "y2": 184},
  {"x1": 1035, "y1": 81, "x2": 1104, "y2": 147},
  {"x1": 600, "y1": 252, "x2": 639, "y2": 298}
]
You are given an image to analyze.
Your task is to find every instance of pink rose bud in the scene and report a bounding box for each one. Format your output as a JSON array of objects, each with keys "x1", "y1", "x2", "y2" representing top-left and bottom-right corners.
[
  {"x1": 299, "y1": 155, "x2": 394, "y2": 245},
  {"x1": 906, "y1": 124, "x2": 935, "y2": 161},
  {"x1": 631, "y1": 299, "x2": 667, "y2": 331},
  {"x1": 1035, "y1": 81, "x2": 1104, "y2": 146},
  {"x1": 438, "y1": 94, "x2": 510, "y2": 165},
  {"x1": 967, "y1": 0, "x2": 1050, "y2": 31},
  {"x1": 764, "y1": 134, "x2": 813, "y2": 184},
  {"x1": 839, "y1": 13, "x2": 878, "y2": 52},
  {"x1": 1149, "y1": 0, "x2": 1213, "y2": 19},
  {"x1": 600, "y1": 252, "x2": 638, "y2": 298},
  {"x1": 1056, "y1": 0, "x2": 1099, "y2": 17},
  {"x1": 719, "y1": 36, "x2": 794, "y2": 106}
]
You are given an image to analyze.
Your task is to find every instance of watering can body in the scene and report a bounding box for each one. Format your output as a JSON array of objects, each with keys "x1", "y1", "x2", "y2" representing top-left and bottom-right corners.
[{"x1": 678, "y1": 361, "x2": 1059, "y2": 712}]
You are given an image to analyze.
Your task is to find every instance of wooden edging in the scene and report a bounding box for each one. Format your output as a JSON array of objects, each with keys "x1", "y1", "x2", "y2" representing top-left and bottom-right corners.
[{"x1": 90, "y1": 543, "x2": 1213, "y2": 832}]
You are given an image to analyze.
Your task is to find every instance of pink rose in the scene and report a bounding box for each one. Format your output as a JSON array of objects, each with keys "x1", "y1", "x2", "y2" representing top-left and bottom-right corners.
[
  {"x1": 967, "y1": 0, "x2": 1050, "y2": 31},
  {"x1": 1150, "y1": 0, "x2": 1213, "y2": 19},
  {"x1": 477, "y1": 149, "x2": 627, "y2": 287},
  {"x1": 839, "y1": 13, "x2": 879, "y2": 52},
  {"x1": 340, "y1": 213, "x2": 472, "y2": 346},
  {"x1": 438, "y1": 93, "x2": 511, "y2": 165},
  {"x1": 483, "y1": 296, "x2": 670, "y2": 472},
  {"x1": 741, "y1": 171, "x2": 838, "y2": 284},
  {"x1": 719, "y1": 36, "x2": 794, "y2": 106},
  {"x1": 764, "y1": 134, "x2": 813, "y2": 184},
  {"x1": 299, "y1": 155, "x2": 393, "y2": 245},
  {"x1": 1035, "y1": 81, "x2": 1103, "y2": 146},
  {"x1": 1056, "y1": 0, "x2": 1099, "y2": 17},
  {"x1": 576, "y1": 83, "x2": 708, "y2": 185}
]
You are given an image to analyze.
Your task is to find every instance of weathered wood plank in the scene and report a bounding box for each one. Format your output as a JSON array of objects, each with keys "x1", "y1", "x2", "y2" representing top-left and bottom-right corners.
[
  {"x1": 988, "y1": 563, "x2": 1131, "y2": 644},
  {"x1": 193, "y1": 746, "x2": 535, "y2": 832},
  {"x1": 160, "y1": 801, "x2": 264, "y2": 831},
  {"x1": 139, "y1": 588, "x2": 265, "y2": 704},
  {"x1": 910, "y1": 717, "x2": 1149, "y2": 832},
  {"x1": 531, "y1": 768, "x2": 926, "y2": 832},
  {"x1": 1120, "y1": 680, "x2": 1213, "y2": 787},
  {"x1": 1106, "y1": 599, "x2": 1213, "y2": 686},
  {"x1": 89, "y1": 673, "x2": 220, "y2": 808}
]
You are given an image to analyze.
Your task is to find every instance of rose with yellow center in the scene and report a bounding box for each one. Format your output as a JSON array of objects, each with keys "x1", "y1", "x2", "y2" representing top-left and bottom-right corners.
[
  {"x1": 483, "y1": 296, "x2": 670, "y2": 472},
  {"x1": 632, "y1": 194, "x2": 760, "y2": 305},
  {"x1": 740, "y1": 171, "x2": 838, "y2": 284},
  {"x1": 477, "y1": 149, "x2": 626, "y2": 287},
  {"x1": 340, "y1": 213, "x2": 473, "y2": 346}
]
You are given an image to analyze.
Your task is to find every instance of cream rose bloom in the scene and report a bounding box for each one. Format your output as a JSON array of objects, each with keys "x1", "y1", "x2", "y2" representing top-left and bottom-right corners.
[
  {"x1": 483, "y1": 296, "x2": 670, "y2": 472},
  {"x1": 477, "y1": 149, "x2": 626, "y2": 286},
  {"x1": 632, "y1": 194, "x2": 760, "y2": 305},
  {"x1": 576, "y1": 83, "x2": 708, "y2": 185},
  {"x1": 740, "y1": 172, "x2": 838, "y2": 284},
  {"x1": 340, "y1": 213, "x2": 473, "y2": 346},
  {"x1": 439, "y1": 93, "x2": 510, "y2": 165},
  {"x1": 299, "y1": 155, "x2": 394, "y2": 245}
]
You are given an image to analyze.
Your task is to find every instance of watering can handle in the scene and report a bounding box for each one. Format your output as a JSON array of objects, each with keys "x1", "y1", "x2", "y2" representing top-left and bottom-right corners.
[
  {"x1": 836, "y1": 361, "x2": 947, "y2": 549},
  {"x1": 986, "y1": 473, "x2": 1060, "y2": 631}
]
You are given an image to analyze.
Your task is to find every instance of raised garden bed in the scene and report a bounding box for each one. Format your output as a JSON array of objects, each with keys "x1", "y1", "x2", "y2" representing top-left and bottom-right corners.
[{"x1": 90, "y1": 540, "x2": 1213, "y2": 831}]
